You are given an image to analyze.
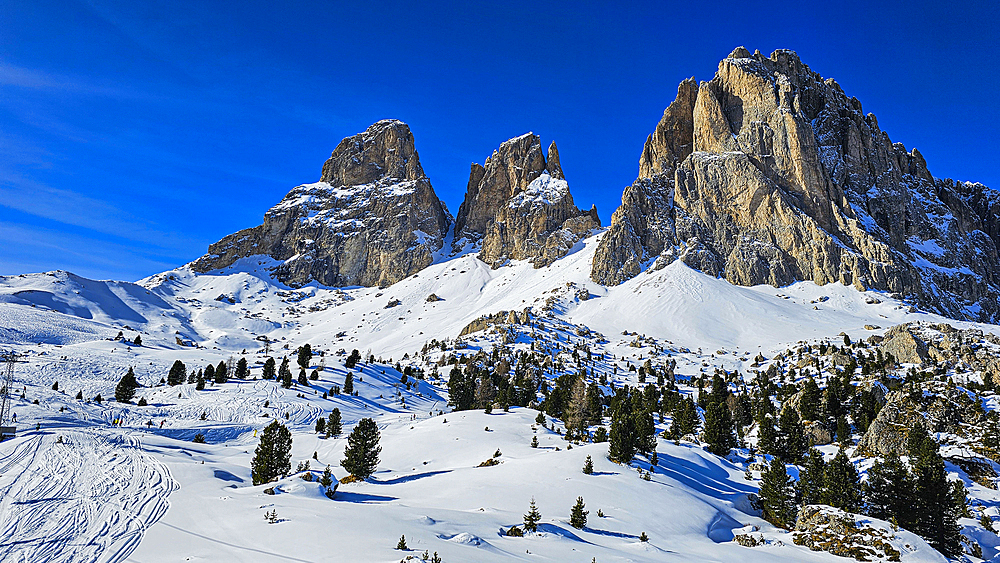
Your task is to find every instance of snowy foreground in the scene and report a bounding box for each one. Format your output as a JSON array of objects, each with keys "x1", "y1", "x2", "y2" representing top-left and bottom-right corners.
[{"x1": 0, "y1": 231, "x2": 992, "y2": 562}]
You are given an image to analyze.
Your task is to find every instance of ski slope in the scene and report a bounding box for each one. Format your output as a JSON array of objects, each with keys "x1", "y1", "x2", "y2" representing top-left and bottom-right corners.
[{"x1": 0, "y1": 430, "x2": 177, "y2": 563}]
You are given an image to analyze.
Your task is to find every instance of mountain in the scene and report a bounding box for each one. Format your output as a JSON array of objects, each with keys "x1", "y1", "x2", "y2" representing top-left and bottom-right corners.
[
  {"x1": 454, "y1": 133, "x2": 601, "y2": 267},
  {"x1": 592, "y1": 47, "x2": 1000, "y2": 324},
  {"x1": 4, "y1": 46, "x2": 1000, "y2": 563},
  {"x1": 190, "y1": 120, "x2": 452, "y2": 288}
]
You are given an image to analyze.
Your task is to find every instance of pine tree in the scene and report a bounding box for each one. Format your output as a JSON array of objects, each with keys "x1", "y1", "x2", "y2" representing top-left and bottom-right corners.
[
  {"x1": 214, "y1": 360, "x2": 228, "y2": 384},
  {"x1": 279, "y1": 357, "x2": 292, "y2": 388},
  {"x1": 133, "y1": 334, "x2": 142, "y2": 346},
  {"x1": 195, "y1": 369, "x2": 206, "y2": 390},
  {"x1": 326, "y1": 408, "x2": 343, "y2": 438},
  {"x1": 755, "y1": 457, "x2": 796, "y2": 528},
  {"x1": 703, "y1": 402, "x2": 735, "y2": 456},
  {"x1": 583, "y1": 455, "x2": 594, "y2": 475},
  {"x1": 523, "y1": 497, "x2": 541, "y2": 533},
  {"x1": 797, "y1": 448, "x2": 826, "y2": 505},
  {"x1": 775, "y1": 407, "x2": 807, "y2": 463},
  {"x1": 341, "y1": 417, "x2": 381, "y2": 480},
  {"x1": 535, "y1": 410, "x2": 546, "y2": 425},
  {"x1": 343, "y1": 370, "x2": 354, "y2": 395},
  {"x1": 167, "y1": 360, "x2": 186, "y2": 386},
  {"x1": 187, "y1": 368, "x2": 198, "y2": 384},
  {"x1": 320, "y1": 465, "x2": 334, "y2": 489},
  {"x1": 344, "y1": 349, "x2": 361, "y2": 369},
  {"x1": 569, "y1": 496, "x2": 588, "y2": 529},
  {"x1": 670, "y1": 396, "x2": 698, "y2": 438},
  {"x1": 757, "y1": 414, "x2": 777, "y2": 455},
  {"x1": 609, "y1": 401, "x2": 637, "y2": 462},
  {"x1": 864, "y1": 457, "x2": 914, "y2": 526},
  {"x1": 908, "y1": 426, "x2": 962, "y2": 557},
  {"x1": 262, "y1": 357, "x2": 276, "y2": 379},
  {"x1": 396, "y1": 535, "x2": 407, "y2": 550},
  {"x1": 447, "y1": 366, "x2": 473, "y2": 410},
  {"x1": 251, "y1": 420, "x2": 293, "y2": 486},
  {"x1": 824, "y1": 448, "x2": 861, "y2": 512},
  {"x1": 297, "y1": 343, "x2": 312, "y2": 370},
  {"x1": 799, "y1": 377, "x2": 821, "y2": 421},
  {"x1": 531, "y1": 435, "x2": 538, "y2": 448},
  {"x1": 315, "y1": 417, "x2": 326, "y2": 434},
  {"x1": 115, "y1": 367, "x2": 139, "y2": 402},
  {"x1": 593, "y1": 426, "x2": 608, "y2": 443},
  {"x1": 298, "y1": 368, "x2": 308, "y2": 386},
  {"x1": 235, "y1": 357, "x2": 249, "y2": 379},
  {"x1": 835, "y1": 416, "x2": 851, "y2": 444},
  {"x1": 204, "y1": 363, "x2": 215, "y2": 385}
]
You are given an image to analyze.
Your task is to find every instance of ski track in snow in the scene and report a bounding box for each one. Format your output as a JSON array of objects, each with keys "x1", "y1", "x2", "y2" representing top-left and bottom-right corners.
[{"x1": 0, "y1": 430, "x2": 178, "y2": 563}]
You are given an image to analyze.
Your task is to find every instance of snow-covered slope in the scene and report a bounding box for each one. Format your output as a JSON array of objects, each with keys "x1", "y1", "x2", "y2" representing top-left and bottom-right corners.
[{"x1": 0, "y1": 229, "x2": 994, "y2": 562}]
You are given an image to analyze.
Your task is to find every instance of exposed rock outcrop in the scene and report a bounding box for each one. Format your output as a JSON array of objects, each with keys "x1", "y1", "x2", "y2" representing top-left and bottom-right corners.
[
  {"x1": 191, "y1": 120, "x2": 451, "y2": 288},
  {"x1": 592, "y1": 47, "x2": 1000, "y2": 323},
  {"x1": 855, "y1": 379, "x2": 984, "y2": 457},
  {"x1": 455, "y1": 134, "x2": 600, "y2": 268}
]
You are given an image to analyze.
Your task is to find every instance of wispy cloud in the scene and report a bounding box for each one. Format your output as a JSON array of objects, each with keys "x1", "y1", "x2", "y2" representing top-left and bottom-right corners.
[
  {"x1": 0, "y1": 60, "x2": 169, "y2": 102},
  {"x1": 0, "y1": 222, "x2": 180, "y2": 281},
  {"x1": 0, "y1": 170, "x2": 199, "y2": 252}
]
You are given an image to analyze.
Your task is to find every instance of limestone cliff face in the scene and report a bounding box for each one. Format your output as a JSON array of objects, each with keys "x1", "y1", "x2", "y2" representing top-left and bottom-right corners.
[
  {"x1": 456, "y1": 134, "x2": 600, "y2": 268},
  {"x1": 190, "y1": 120, "x2": 451, "y2": 288},
  {"x1": 593, "y1": 47, "x2": 1000, "y2": 323}
]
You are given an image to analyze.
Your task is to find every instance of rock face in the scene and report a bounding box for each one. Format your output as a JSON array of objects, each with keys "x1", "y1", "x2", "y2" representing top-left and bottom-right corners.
[
  {"x1": 455, "y1": 134, "x2": 601, "y2": 268},
  {"x1": 855, "y1": 379, "x2": 983, "y2": 457},
  {"x1": 592, "y1": 47, "x2": 1000, "y2": 323},
  {"x1": 191, "y1": 120, "x2": 451, "y2": 288}
]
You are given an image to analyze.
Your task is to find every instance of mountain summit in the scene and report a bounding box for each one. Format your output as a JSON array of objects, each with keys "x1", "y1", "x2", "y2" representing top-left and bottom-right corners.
[
  {"x1": 191, "y1": 120, "x2": 452, "y2": 288},
  {"x1": 455, "y1": 133, "x2": 600, "y2": 267},
  {"x1": 592, "y1": 47, "x2": 1000, "y2": 323}
]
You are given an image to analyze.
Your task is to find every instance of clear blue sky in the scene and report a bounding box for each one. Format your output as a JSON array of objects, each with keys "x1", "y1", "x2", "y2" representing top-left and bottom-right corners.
[{"x1": 2, "y1": 1, "x2": 997, "y2": 281}]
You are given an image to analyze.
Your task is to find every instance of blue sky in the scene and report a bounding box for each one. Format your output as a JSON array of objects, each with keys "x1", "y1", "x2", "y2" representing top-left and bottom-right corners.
[{"x1": 2, "y1": 1, "x2": 997, "y2": 281}]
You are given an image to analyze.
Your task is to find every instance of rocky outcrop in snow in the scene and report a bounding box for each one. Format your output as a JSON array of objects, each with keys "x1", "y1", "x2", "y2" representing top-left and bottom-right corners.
[
  {"x1": 592, "y1": 47, "x2": 1000, "y2": 323},
  {"x1": 191, "y1": 120, "x2": 451, "y2": 288},
  {"x1": 455, "y1": 134, "x2": 600, "y2": 268}
]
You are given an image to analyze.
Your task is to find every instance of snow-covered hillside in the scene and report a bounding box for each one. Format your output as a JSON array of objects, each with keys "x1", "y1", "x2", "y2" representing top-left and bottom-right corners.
[{"x1": 0, "y1": 229, "x2": 996, "y2": 562}]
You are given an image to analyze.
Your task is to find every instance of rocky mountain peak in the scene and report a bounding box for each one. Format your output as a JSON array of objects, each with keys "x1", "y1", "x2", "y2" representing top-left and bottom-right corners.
[
  {"x1": 319, "y1": 119, "x2": 425, "y2": 187},
  {"x1": 455, "y1": 133, "x2": 600, "y2": 267},
  {"x1": 593, "y1": 47, "x2": 1000, "y2": 323},
  {"x1": 191, "y1": 120, "x2": 451, "y2": 288}
]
